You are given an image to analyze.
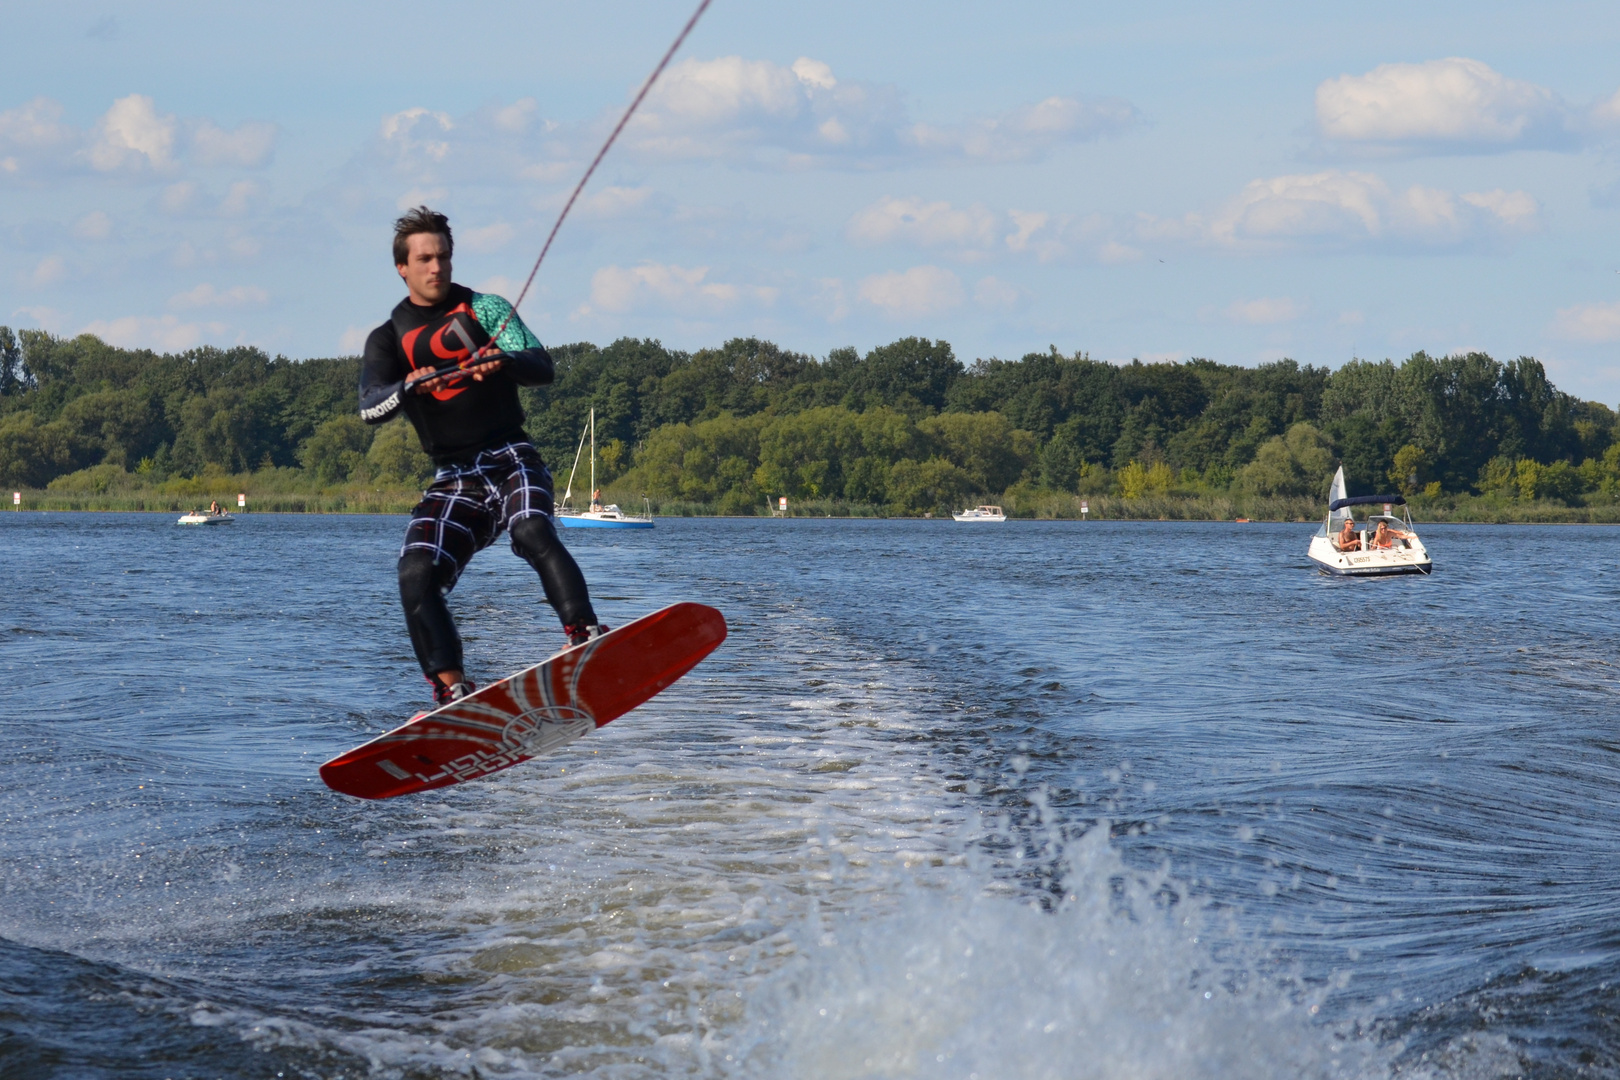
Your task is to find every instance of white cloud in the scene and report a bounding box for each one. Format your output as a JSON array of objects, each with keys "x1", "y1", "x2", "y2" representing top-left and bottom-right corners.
[
  {"x1": 72, "y1": 210, "x2": 112, "y2": 239},
  {"x1": 1097, "y1": 240, "x2": 1142, "y2": 263},
  {"x1": 11, "y1": 306, "x2": 69, "y2": 332},
  {"x1": 1460, "y1": 188, "x2": 1538, "y2": 226},
  {"x1": 168, "y1": 283, "x2": 269, "y2": 309},
  {"x1": 848, "y1": 196, "x2": 999, "y2": 251},
  {"x1": 80, "y1": 314, "x2": 226, "y2": 351},
  {"x1": 791, "y1": 57, "x2": 837, "y2": 91},
  {"x1": 846, "y1": 175, "x2": 1537, "y2": 268},
  {"x1": 645, "y1": 56, "x2": 809, "y2": 128},
  {"x1": 31, "y1": 256, "x2": 66, "y2": 286},
  {"x1": 191, "y1": 119, "x2": 277, "y2": 167},
  {"x1": 810, "y1": 277, "x2": 850, "y2": 322},
  {"x1": 492, "y1": 98, "x2": 540, "y2": 134},
  {"x1": 584, "y1": 262, "x2": 776, "y2": 315},
  {"x1": 339, "y1": 326, "x2": 370, "y2": 354},
  {"x1": 0, "y1": 94, "x2": 278, "y2": 181},
  {"x1": 381, "y1": 106, "x2": 453, "y2": 144},
  {"x1": 1316, "y1": 58, "x2": 1573, "y2": 153},
  {"x1": 374, "y1": 57, "x2": 1139, "y2": 182},
  {"x1": 1550, "y1": 301, "x2": 1620, "y2": 343},
  {"x1": 1176, "y1": 170, "x2": 1540, "y2": 250},
  {"x1": 909, "y1": 95, "x2": 1139, "y2": 162},
  {"x1": 161, "y1": 181, "x2": 197, "y2": 214},
  {"x1": 637, "y1": 56, "x2": 1138, "y2": 164},
  {"x1": 848, "y1": 196, "x2": 1112, "y2": 263},
  {"x1": 219, "y1": 180, "x2": 260, "y2": 216},
  {"x1": 378, "y1": 108, "x2": 456, "y2": 178},
  {"x1": 87, "y1": 94, "x2": 177, "y2": 173},
  {"x1": 226, "y1": 234, "x2": 261, "y2": 260},
  {"x1": 460, "y1": 222, "x2": 516, "y2": 254},
  {"x1": 0, "y1": 98, "x2": 78, "y2": 178},
  {"x1": 156, "y1": 179, "x2": 262, "y2": 218},
  {"x1": 1226, "y1": 297, "x2": 1302, "y2": 324},
  {"x1": 395, "y1": 187, "x2": 447, "y2": 211},
  {"x1": 973, "y1": 276, "x2": 1021, "y2": 310},
  {"x1": 580, "y1": 186, "x2": 656, "y2": 218},
  {"x1": 473, "y1": 275, "x2": 524, "y2": 302},
  {"x1": 856, "y1": 265, "x2": 965, "y2": 318}
]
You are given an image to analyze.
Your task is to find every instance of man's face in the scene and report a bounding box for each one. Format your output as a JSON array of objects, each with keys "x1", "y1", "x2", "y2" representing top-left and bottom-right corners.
[{"x1": 397, "y1": 232, "x2": 452, "y2": 305}]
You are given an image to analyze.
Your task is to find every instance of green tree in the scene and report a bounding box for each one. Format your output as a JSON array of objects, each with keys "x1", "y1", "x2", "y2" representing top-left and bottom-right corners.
[
  {"x1": 1389, "y1": 444, "x2": 1429, "y2": 496},
  {"x1": 917, "y1": 411, "x2": 1035, "y2": 493},
  {"x1": 887, "y1": 457, "x2": 973, "y2": 515},
  {"x1": 0, "y1": 327, "x2": 25, "y2": 396},
  {"x1": 1114, "y1": 459, "x2": 1175, "y2": 498},
  {"x1": 299, "y1": 415, "x2": 374, "y2": 483},
  {"x1": 1476, "y1": 455, "x2": 1517, "y2": 496},
  {"x1": 0, "y1": 413, "x2": 82, "y2": 487},
  {"x1": 622, "y1": 412, "x2": 765, "y2": 504},
  {"x1": 1515, "y1": 458, "x2": 1586, "y2": 504},
  {"x1": 839, "y1": 337, "x2": 961, "y2": 415},
  {"x1": 365, "y1": 421, "x2": 434, "y2": 485},
  {"x1": 756, "y1": 406, "x2": 863, "y2": 498},
  {"x1": 1240, "y1": 422, "x2": 1336, "y2": 497}
]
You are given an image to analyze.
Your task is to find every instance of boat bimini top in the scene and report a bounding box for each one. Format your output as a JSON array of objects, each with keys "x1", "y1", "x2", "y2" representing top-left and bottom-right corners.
[{"x1": 1328, "y1": 494, "x2": 1405, "y2": 511}]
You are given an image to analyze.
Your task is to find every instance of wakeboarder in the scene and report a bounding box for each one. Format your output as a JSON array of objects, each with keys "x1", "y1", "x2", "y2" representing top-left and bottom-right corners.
[{"x1": 358, "y1": 206, "x2": 604, "y2": 708}]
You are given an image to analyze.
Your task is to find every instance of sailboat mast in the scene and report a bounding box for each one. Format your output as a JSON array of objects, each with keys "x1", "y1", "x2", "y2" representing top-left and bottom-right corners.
[
  {"x1": 563, "y1": 423, "x2": 587, "y2": 507},
  {"x1": 589, "y1": 408, "x2": 596, "y2": 499}
]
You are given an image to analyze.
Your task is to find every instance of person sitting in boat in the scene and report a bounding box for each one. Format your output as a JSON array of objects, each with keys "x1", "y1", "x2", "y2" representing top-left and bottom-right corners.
[
  {"x1": 1338, "y1": 517, "x2": 1360, "y2": 551},
  {"x1": 1371, "y1": 520, "x2": 1406, "y2": 549},
  {"x1": 209, "y1": 500, "x2": 222, "y2": 516}
]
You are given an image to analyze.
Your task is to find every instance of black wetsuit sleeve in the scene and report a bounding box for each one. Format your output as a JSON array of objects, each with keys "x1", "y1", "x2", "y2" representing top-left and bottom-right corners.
[
  {"x1": 359, "y1": 323, "x2": 407, "y2": 424},
  {"x1": 499, "y1": 346, "x2": 554, "y2": 387}
]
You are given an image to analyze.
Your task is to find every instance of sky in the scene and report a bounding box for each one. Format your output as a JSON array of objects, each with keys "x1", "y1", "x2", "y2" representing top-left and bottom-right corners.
[{"x1": 4, "y1": 1, "x2": 1620, "y2": 401}]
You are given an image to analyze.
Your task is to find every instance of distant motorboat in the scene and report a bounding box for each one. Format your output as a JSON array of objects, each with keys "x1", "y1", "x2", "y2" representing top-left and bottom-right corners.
[
  {"x1": 1307, "y1": 467, "x2": 1432, "y2": 576},
  {"x1": 555, "y1": 408, "x2": 654, "y2": 530},
  {"x1": 952, "y1": 505, "x2": 1006, "y2": 522},
  {"x1": 177, "y1": 511, "x2": 233, "y2": 526}
]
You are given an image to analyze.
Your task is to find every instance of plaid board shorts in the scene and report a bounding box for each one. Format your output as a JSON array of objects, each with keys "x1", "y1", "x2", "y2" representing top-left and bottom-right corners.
[{"x1": 401, "y1": 441, "x2": 555, "y2": 580}]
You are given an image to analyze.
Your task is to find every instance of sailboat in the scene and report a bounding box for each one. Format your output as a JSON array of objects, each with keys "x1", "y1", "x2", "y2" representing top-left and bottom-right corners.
[{"x1": 555, "y1": 408, "x2": 654, "y2": 529}]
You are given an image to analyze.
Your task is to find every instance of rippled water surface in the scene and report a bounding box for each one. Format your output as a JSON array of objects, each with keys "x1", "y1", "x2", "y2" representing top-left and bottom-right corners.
[{"x1": 3, "y1": 513, "x2": 1619, "y2": 1079}]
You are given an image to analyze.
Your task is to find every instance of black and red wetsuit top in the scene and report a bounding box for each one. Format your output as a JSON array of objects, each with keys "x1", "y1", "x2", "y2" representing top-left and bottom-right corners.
[{"x1": 357, "y1": 284, "x2": 554, "y2": 465}]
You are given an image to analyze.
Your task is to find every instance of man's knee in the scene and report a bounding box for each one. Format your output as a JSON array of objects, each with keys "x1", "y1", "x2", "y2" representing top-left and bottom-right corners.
[
  {"x1": 509, "y1": 513, "x2": 560, "y2": 560},
  {"x1": 398, "y1": 550, "x2": 455, "y2": 607}
]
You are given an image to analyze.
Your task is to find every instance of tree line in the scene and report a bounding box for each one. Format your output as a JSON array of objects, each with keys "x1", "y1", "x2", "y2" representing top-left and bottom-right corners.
[{"x1": 2, "y1": 326, "x2": 1617, "y2": 512}]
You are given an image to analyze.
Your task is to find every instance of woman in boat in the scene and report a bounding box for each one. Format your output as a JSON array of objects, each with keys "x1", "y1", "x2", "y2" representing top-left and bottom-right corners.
[
  {"x1": 209, "y1": 500, "x2": 222, "y2": 516},
  {"x1": 1367, "y1": 518, "x2": 1406, "y2": 544},
  {"x1": 1338, "y1": 517, "x2": 1360, "y2": 551}
]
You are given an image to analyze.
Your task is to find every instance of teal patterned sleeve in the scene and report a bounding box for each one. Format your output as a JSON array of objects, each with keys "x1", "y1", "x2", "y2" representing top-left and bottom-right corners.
[{"x1": 470, "y1": 292, "x2": 543, "y2": 352}]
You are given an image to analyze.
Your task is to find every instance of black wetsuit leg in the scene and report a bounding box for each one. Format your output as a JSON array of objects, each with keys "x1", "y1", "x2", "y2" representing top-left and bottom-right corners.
[
  {"x1": 398, "y1": 551, "x2": 464, "y2": 676},
  {"x1": 396, "y1": 466, "x2": 495, "y2": 678},
  {"x1": 509, "y1": 515, "x2": 597, "y2": 628}
]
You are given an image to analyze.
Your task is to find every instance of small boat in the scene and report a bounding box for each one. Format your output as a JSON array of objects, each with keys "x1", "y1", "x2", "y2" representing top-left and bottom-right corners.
[
  {"x1": 1307, "y1": 467, "x2": 1431, "y2": 576},
  {"x1": 556, "y1": 408, "x2": 654, "y2": 530},
  {"x1": 952, "y1": 505, "x2": 1006, "y2": 522},
  {"x1": 177, "y1": 510, "x2": 233, "y2": 526}
]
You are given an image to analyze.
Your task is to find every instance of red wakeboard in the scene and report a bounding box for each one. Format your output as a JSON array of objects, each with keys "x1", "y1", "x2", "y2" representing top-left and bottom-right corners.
[{"x1": 320, "y1": 602, "x2": 726, "y2": 799}]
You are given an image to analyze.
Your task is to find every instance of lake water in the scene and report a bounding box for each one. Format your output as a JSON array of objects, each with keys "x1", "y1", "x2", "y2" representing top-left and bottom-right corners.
[{"x1": 3, "y1": 513, "x2": 1619, "y2": 1079}]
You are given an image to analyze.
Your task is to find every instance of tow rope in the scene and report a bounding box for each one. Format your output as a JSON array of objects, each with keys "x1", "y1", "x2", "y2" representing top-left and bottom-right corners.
[{"x1": 463, "y1": 0, "x2": 714, "y2": 368}]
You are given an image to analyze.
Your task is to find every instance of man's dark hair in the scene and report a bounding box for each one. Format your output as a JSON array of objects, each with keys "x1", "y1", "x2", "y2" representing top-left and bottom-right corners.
[{"x1": 393, "y1": 206, "x2": 453, "y2": 266}]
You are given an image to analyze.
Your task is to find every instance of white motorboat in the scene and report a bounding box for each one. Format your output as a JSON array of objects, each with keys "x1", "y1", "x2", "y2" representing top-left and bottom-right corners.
[
  {"x1": 952, "y1": 505, "x2": 1006, "y2": 522},
  {"x1": 1307, "y1": 467, "x2": 1431, "y2": 576},
  {"x1": 177, "y1": 511, "x2": 233, "y2": 526},
  {"x1": 556, "y1": 408, "x2": 654, "y2": 530}
]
